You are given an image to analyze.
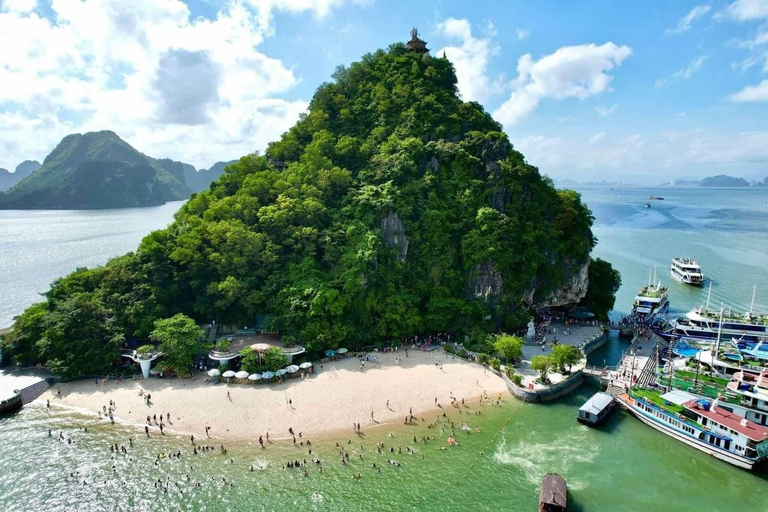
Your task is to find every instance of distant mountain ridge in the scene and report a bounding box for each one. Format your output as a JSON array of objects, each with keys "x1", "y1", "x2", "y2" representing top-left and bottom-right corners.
[
  {"x1": 0, "y1": 132, "x2": 233, "y2": 209},
  {"x1": 0, "y1": 160, "x2": 41, "y2": 191}
]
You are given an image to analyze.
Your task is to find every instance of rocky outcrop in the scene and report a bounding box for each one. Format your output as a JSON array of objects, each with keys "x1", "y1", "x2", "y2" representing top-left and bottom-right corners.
[
  {"x1": 380, "y1": 211, "x2": 409, "y2": 262},
  {"x1": 533, "y1": 259, "x2": 590, "y2": 308},
  {"x1": 468, "y1": 262, "x2": 504, "y2": 302}
]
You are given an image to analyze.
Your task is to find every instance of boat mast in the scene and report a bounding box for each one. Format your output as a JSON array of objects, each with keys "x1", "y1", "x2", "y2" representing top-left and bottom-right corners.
[
  {"x1": 750, "y1": 285, "x2": 756, "y2": 316},
  {"x1": 705, "y1": 281, "x2": 712, "y2": 311},
  {"x1": 712, "y1": 307, "x2": 724, "y2": 378}
]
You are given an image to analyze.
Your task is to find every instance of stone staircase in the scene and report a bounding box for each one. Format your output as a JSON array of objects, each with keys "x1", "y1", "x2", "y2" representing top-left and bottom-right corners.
[{"x1": 19, "y1": 378, "x2": 56, "y2": 405}]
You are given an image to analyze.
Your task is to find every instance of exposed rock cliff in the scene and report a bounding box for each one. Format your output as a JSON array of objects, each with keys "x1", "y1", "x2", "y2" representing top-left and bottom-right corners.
[{"x1": 380, "y1": 211, "x2": 409, "y2": 263}]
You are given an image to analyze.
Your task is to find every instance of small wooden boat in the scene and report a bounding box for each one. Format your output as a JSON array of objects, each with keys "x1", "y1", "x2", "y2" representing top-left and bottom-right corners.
[
  {"x1": 539, "y1": 473, "x2": 567, "y2": 511},
  {"x1": 0, "y1": 389, "x2": 22, "y2": 414}
]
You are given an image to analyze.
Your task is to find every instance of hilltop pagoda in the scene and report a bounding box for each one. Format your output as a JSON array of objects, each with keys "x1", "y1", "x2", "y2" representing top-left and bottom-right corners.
[{"x1": 406, "y1": 27, "x2": 429, "y2": 54}]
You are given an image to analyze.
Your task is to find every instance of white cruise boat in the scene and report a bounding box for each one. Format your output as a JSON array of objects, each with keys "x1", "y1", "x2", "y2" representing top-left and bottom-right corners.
[
  {"x1": 663, "y1": 308, "x2": 768, "y2": 347},
  {"x1": 670, "y1": 258, "x2": 704, "y2": 286},
  {"x1": 620, "y1": 389, "x2": 768, "y2": 470},
  {"x1": 631, "y1": 282, "x2": 669, "y2": 322}
]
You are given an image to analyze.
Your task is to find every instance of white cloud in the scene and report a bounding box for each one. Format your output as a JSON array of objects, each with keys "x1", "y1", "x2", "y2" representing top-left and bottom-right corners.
[
  {"x1": 595, "y1": 104, "x2": 618, "y2": 117},
  {"x1": 588, "y1": 132, "x2": 606, "y2": 144},
  {"x1": 655, "y1": 78, "x2": 668, "y2": 89},
  {"x1": 0, "y1": 0, "x2": 362, "y2": 171},
  {"x1": 729, "y1": 79, "x2": 768, "y2": 100},
  {"x1": 673, "y1": 54, "x2": 710, "y2": 79},
  {"x1": 515, "y1": 28, "x2": 529, "y2": 40},
  {"x1": 516, "y1": 129, "x2": 768, "y2": 181},
  {"x1": 437, "y1": 17, "x2": 501, "y2": 103},
  {"x1": 719, "y1": 0, "x2": 768, "y2": 21},
  {"x1": 666, "y1": 5, "x2": 712, "y2": 34},
  {"x1": 493, "y1": 42, "x2": 632, "y2": 125}
]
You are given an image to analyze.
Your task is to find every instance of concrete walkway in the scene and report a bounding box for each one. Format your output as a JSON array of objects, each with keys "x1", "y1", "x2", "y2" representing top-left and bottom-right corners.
[{"x1": 517, "y1": 321, "x2": 602, "y2": 390}]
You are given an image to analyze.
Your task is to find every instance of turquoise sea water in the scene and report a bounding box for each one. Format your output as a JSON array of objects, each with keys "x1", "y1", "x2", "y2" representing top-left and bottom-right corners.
[
  {"x1": 1, "y1": 187, "x2": 768, "y2": 511},
  {"x1": 0, "y1": 202, "x2": 182, "y2": 328}
]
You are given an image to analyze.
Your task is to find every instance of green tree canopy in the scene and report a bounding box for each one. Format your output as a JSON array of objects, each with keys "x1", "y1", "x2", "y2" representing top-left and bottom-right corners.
[
  {"x1": 550, "y1": 345, "x2": 582, "y2": 373},
  {"x1": 578, "y1": 258, "x2": 621, "y2": 321},
  {"x1": 531, "y1": 355, "x2": 552, "y2": 382},
  {"x1": 37, "y1": 293, "x2": 123, "y2": 379},
  {"x1": 262, "y1": 346, "x2": 289, "y2": 372},
  {"x1": 493, "y1": 334, "x2": 524, "y2": 362},
  {"x1": 150, "y1": 314, "x2": 203, "y2": 374},
  {"x1": 239, "y1": 348, "x2": 260, "y2": 374}
]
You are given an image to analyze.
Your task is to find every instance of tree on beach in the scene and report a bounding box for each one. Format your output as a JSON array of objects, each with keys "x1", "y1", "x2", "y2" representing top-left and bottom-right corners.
[
  {"x1": 493, "y1": 335, "x2": 524, "y2": 363},
  {"x1": 531, "y1": 355, "x2": 552, "y2": 382},
  {"x1": 150, "y1": 314, "x2": 203, "y2": 375},
  {"x1": 262, "y1": 346, "x2": 289, "y2": 372},
  {"x1": 550, "y1": 345, "x2": 582, "y2": 373},
  {"x1": 239, "y1": 348, "x2": 260, "y2": 373},
  {"x1": 578, "y1": 258, "x2": 621, "y2": 321}
]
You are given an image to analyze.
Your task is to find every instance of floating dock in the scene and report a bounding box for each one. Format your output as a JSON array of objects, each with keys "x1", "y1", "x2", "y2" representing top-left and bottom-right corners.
[{"x1": 577, "y1": 392, "x2": 615, "y2": 425}]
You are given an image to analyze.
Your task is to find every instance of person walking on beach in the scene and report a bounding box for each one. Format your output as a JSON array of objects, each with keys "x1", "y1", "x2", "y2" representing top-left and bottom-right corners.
[{"x1": 371, "y1": 411, "x2": 374, "y2": 421}]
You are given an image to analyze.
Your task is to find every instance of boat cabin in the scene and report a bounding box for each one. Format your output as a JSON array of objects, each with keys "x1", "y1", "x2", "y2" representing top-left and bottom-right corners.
[
  {"x1": 539, "y1": 473, "x2": 567, "y2": 512},
  {"x1": 578, "y1": 392, "x2": 615, "y2": 425},
  {"x1": 684, "y1": 399, "x2": 768, "y2": 461}
]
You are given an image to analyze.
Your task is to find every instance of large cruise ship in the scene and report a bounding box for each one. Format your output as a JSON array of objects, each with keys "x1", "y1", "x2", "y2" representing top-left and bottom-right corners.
[
  {"x1": 663, "y1": 307, "x2": 768, "y2": 346},
  {"x1": 670, "y1": 258, "x2": 704, "y2": 286}
]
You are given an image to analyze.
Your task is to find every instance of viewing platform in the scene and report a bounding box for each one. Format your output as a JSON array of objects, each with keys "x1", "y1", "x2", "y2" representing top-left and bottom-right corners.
[{"x1": 208, "y1": 332, "x2": 305, "y2": 364}]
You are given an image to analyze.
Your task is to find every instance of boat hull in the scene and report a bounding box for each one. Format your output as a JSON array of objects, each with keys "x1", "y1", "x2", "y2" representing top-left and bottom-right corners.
[
  {"x1": 0, "y1": 393, "x2": 22, "y2": 414},
  {"x1": 669, "y1": 270, "x2": 704, "y2": 286},
  {"x1": 622, "y1": 397, "x2": 757, "y2": 470}
]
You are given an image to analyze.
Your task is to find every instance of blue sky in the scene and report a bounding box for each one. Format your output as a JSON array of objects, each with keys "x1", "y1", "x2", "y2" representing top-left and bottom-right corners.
[{"x1": 1, "y1": 0, "x2": 767, "y2": 182}]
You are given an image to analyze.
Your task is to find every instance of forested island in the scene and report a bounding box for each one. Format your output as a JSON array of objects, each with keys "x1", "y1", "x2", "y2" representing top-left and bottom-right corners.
[
  {"x1": 1, "y1": 41, "x2": 619, "y2": 377},
  {"x1": 0, "y1": 131, "x2": 233, "y2": 209}
]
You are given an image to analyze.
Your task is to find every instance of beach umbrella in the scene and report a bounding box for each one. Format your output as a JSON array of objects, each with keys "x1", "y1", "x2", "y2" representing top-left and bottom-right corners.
[
  {"x1": 207, "y1": 369, "x2": 221, "y2": 377},
  {"x1": 248, "y1": 373, "x2": 262, "y2": 381},
  {"x1": 235, "y1": 371, "x2": 249, "y2": 379},
  {"x1": 222, "y1": 370, "x2": 236, "y2": 378},
  {"x1": 275, "y1": 369, "x2": 287, "y2": 377},
  {"x1": 261, "y1": 371, "x2": 275, "y2": 379},
  {"x1": 285, "y1": 365, "x2": 299, "y2": 373},
  {"x1": 325, "y1": 349, "x2": 337, "y2": 357},
  {"x1": 337, "y1": 348, "x2": 348, "y2": 354},
  {"x1": 299, "y1": 362, "x2": 313, "y2": 369},
  {"x1": 250, "y1": 343, "x2": 272, "y2": 352}
]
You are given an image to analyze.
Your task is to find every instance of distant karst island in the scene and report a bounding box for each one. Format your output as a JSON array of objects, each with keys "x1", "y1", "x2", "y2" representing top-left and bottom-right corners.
[{"x1": 0, "y1": 131, "x2": 235, "y2": 209}]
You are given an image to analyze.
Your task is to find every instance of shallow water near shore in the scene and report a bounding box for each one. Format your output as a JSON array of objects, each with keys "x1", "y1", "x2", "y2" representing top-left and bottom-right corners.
[{"x1": 1, "y1": 382, "x2": 767, "y2": 512}]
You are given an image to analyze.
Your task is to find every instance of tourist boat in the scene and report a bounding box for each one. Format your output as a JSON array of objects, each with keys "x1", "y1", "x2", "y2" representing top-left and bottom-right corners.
[
  {"x1": 727, "y1": 370, "x2": 768, "y2": 422},
  {"x1": 632, "y1": 282, "x2": 670, "y2": 322},
  {"x1": 619, "y1": 389, "x2": 768, "y2": 470},
  {"x1": 670, "y1": 258, "x2": 704, "y2": 286},
  {"x1": 577, "y1": 392, "x2": 615, "y2": 425},
  {"x1": 0, "y1": 389, "x2": 22, "y2": 414},
  {"x1": 539, "y1": 473, "x2": 567, "y2": 512},
  {"x1": 663, "y1": 307, "x2": 768, "y2": 346},
  {"x1": 648, "y1": 196, "x2": 664, "y2": 200}
]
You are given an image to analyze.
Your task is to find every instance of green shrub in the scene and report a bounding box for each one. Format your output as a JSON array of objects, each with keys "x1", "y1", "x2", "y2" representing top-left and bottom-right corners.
[
  {"x1": 457, "y1": 348, "x2": 468, "y2": 359},
  {"x1": 490, "y1": 357, "x2": 501, "y2": 371},
  {"x1": 478, "y1": 353, "x2": 489, "y2": 364},
  {"x1": 443, "y1": 344, "x2": 455, "y2": 354},
  {"x1": 136, "y1": 345, "x2": 153, "y2": 357},
  {"x1": 511, "y1": 373, "x2": 523, "y2": 386}
]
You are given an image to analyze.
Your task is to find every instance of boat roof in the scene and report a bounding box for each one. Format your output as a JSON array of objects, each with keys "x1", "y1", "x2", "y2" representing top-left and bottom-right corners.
[
  {"x1": 539, "y1": 473, "x2": 567, "y2": 508},
  {"x1": 579, "y1": 393, "x2": 614, "y2": 414},
  {"x1": 660, "y1": 389, "x2": 698, "y2": 406},
  {"x1": 684, "y1": 400, "x2": 768, "y2": 441},
  {"x1": 0, "y1": 388, "x2": 19, "y2": 402},
  {"x1": 688, "y1": 308, "x2": 768, "y2": 326}
]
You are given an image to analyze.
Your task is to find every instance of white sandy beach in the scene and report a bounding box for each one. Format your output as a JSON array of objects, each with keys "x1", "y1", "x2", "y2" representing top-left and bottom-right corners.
[{"x1": 39, "y1": 349, "x2": 508, "y2": 441}]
